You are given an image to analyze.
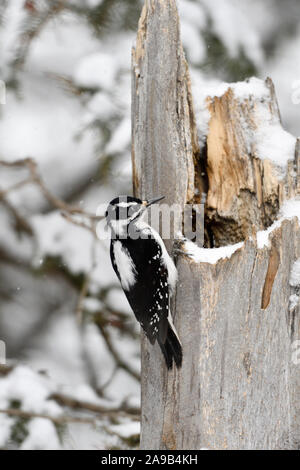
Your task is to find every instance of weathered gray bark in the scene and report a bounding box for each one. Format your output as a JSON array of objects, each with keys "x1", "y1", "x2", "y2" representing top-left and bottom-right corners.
[{"x1": 132, "y1": 0, "x2": 300, "y2": 450}]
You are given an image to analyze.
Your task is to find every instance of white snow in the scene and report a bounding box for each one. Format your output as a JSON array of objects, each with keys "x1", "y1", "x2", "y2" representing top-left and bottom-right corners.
[
  {"x1": 231, "y1": 78, "x2": 296, "y2": 169},
  {"x1": 83, "y1": 297, "x2": 104, "y2": 313},
  {"x1": 196, "y1": 76, "x2": 270, "y2": 102},
  {"x1": 27, "y1": 313, "x2": 89, "y2": 387},
  {"x1": 83, "y1": 92, "x2": 118, "y2": 125},
  {"x1": 105, "y1": 117, "x2": 131, "y2": 155},
  {"x1": 191, "y1": 75, "x2": 296, "y2": 169},
  {"x1": 281, "y1": 199, "x2": 300, "y2": 222},
  {"x1": 185, "y1": 198, "x2": 300, "y2": 259},
  {"x1": 106, "y1": 288, "x2": 131, "y2": 314},
  {"x1": 31, "y1": 212, "x2": 94, "y2": 274},
  {"x1": 254, "y1": 103, "x2": 296, "y2": 168},
  {"x1": 82, "y1": 323, "x2": 116, "y2": 389},
  {"x1": 231, "y1": 77, "x2": 270, "y2": 100},
  {"x1": 180, "y1": 21, "x2": 206, "y2": 65},
  {"x1": 178, "y1": 0, "x2": 207, "y2": 29},
  {"x1": 256, "y1": 198, "x2": 300, "y2": 249},
  {"x1": 191, "y1": 72, "x2": 229, "y2": 146},
  {"x1": 191, "y1": 76, "x2": 268, "y2": 149},
  {"x1": 109, "y1": 421, "x2": 140, "y2": 439},
  {"x1": 0, "y1": 76, "x2": 98, "y2": 203},
  {"x1": 0, "y1": 365, "x2": 64, "y2": 449},
  {"x1": 20, "y1": 418, "x2": 61, "y2": 451},
  {"x1": 74, "y1": 52, "x2": 118, "y2": 91},
  {"x1": 184, "y1": 239, "x2": 243, "y2": 264},
  {"x1": 290, "y1": 259, "x2": 300, "y2": 287},
  {"x1": 256, "y1": 220, "x2": 283, "y2": 250},
  {"x1": 31, "y1": 211, "x2": 116, "y2": 289},
  {"x1": 0, "y1": 366, "x2": 62, "y2": 417},
  {"x1": 62, "y1": 383, "x2": 101, "y2": 405}
]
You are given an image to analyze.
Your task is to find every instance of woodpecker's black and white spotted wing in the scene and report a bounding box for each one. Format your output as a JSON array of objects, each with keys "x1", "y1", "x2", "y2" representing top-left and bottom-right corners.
[{"x1": 110, "y1": 236, "x2": 171, "y2": 345}]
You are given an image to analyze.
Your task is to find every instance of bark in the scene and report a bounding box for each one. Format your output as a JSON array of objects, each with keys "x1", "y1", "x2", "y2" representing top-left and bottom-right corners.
[{"x1": 132, "y1": 0, "x2": 300, "y2": 450}]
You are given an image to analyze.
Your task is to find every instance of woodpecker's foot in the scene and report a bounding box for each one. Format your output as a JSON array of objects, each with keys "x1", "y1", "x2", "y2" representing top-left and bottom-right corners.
[
  {"x1": 172, "y1": 239, "x2": 190, "y2": 258},
  {"x1": 173, "y1": 248, "x2": 189, "y2": 256}
]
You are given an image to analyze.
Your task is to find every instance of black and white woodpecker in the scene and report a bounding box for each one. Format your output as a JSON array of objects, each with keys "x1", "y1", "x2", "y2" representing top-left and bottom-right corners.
[{"x1": 105, "y1": 195, "x2": 182, "y2": 369}]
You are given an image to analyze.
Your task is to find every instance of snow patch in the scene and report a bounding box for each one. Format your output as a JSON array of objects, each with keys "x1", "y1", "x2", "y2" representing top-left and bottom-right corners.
[
  {"x1": 74, "y1": 52, "x2": 118, "y2": 90},
  {"x1": 106, "y1": 288, "x2": 131, "y2": 314},
  {"x1": 254, "y1": 102, "x2": 296, "y2": 168},
  {"x1": 185, "y1": 198, "x2": 299, "y2": 259},
  {"x1": 191, "y1": 77, "x2": 271, "y2": 149},
  {"x1": 256, "y1": 198, "x2": 300, "y2": 249},
  {"x1": 31, "y1": 211, "x2": 116, "y2": 289},
  {"x1": 109, "y1": 421, "x2": 140, "y2": 439},
  {"x1": 281, "y1": 199, "x2": 300, "y2": 221},
  {"x1": 83, "y1": 297, "x2": 104, "y2": 313},
  {"x1": 0, "y1": 366, "x2": 62, "y2": 417},
  {"x1": 184, "y1": 240, "x2": 243, "y2": 264},
  {"x1": 191, "y1": 72, "x2": 230, "y2": 147},
  {"x1": 256, "y1": 220, "x2": 283, "y2": 249},
  {"x1": 20, "y1": 418, "x2": 61, "y2": 450},
  {"x1": 105, "y1": 117, "x2": 131, "y2": 155},
  {"x1": 231, "y1": 77, "x2": 270, "y2": 100},
  {"x1": 83, "y1": 92, "x2": 118, "y2": 125},
  {"x1": 0, "y1": 365, "x2": 63, "y2": 449},
  {"x1": 192, "y1": 76, "x2": 296, "y2": 170}
]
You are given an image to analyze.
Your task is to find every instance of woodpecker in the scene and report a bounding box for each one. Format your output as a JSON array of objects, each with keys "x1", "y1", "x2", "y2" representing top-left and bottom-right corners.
[{"x1": 105, "y1": 195, "x2": 182, "y2": 369}]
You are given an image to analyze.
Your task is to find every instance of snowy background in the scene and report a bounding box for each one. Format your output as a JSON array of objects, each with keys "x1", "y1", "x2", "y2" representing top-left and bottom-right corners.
[{"x1": 0, "y1": 0, "x2": 299, "y2": 450}]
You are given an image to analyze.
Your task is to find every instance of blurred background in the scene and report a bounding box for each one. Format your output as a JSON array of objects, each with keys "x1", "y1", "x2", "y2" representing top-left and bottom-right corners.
[{"x1": 0, "y1": 0, "x2": 299, "y2": 450}]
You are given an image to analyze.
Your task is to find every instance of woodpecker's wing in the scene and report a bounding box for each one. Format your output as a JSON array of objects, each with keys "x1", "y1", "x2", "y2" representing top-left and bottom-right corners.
[{"x1": 110, "y1": 237, "x2": 169, "y2": 345}]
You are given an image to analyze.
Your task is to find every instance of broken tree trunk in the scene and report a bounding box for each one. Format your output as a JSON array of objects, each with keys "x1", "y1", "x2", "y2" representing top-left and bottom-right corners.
[{"x1": 132, "y1": 0, "x2": 300, "y2": 450}]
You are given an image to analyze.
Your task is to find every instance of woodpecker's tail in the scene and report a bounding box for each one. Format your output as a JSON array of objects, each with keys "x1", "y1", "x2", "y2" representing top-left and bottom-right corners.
[{"x1": 158, "y1": 321, "x2": 182, "y2": 370}]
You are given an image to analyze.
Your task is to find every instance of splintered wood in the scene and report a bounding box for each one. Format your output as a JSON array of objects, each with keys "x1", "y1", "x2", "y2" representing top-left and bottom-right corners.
[{"x1": 205, "y1": 78, "x2": 298, "y2": 246}]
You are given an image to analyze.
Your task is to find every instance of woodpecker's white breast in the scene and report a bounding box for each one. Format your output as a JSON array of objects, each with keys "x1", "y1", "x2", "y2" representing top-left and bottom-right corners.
[{"x1": 113, "y1": 241, "x2": 136, "y2": 291}]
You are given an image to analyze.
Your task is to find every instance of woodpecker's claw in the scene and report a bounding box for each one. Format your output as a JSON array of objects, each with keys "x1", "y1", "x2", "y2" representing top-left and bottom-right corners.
[
  {"x1": 173, "y1": 248, "x2": 189, "y2": 256},
  {"x1": 172, "y1": 239, "x2": 190, "y2": 258}
]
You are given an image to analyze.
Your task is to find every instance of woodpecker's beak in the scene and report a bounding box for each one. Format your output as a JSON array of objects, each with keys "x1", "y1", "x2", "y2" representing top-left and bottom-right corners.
[{"x1": 143, "y1": 196, "x2": 165, "y2": 207}]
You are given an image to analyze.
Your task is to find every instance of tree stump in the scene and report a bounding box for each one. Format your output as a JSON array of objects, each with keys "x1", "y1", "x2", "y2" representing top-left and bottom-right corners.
[{"x1": 132, "y1": 0, "x2": 300, "y2": 450}]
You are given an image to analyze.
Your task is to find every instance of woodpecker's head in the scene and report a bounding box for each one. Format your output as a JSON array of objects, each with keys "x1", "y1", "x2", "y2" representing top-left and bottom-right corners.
[{"x1": 105, "y1": 195, "x2": 164, "y2": 235}]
